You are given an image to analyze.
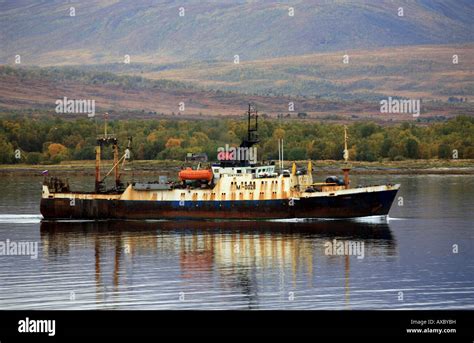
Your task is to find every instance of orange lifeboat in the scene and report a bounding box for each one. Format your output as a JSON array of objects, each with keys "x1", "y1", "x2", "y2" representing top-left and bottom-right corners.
[{"x1": 179, "y1": 168, "x2": 213, "y2": 182}]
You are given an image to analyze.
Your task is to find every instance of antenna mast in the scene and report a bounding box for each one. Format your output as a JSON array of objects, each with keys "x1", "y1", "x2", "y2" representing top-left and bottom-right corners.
[
  {"x1": 343, "y1": 125, "x2": 349, "y2": 162},
  {"x1": 342, "y1": 125, "x2": 351, "y2": 189}
]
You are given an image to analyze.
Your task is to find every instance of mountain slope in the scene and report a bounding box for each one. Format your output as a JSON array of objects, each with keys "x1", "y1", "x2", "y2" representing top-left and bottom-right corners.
[
  {"x1": 1, "y1": 65, "x2": 472, "y2": 122},
  {"x1": 1, "y1": 0, "x2": 473, "y2": 65}
]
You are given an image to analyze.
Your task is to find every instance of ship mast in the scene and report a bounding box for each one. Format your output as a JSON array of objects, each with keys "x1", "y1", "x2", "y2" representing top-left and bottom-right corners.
[
  {"x1": 104, "y1": 112, "x2": 108, "y2": 137},
  {"x1": 342, "y1": 125, "x2": 351, "y2": 189},
  {"x1": 95, "y1": 113, "x2": 122, "y2": 193},
  {"x1": 343, "y1": 125, "x2": 349, "y2": 162},
  {"x1": 241, "y1": 103, "x2": 259, "y2": 148},
  {"x1": 219, "y1": 103, "x2": 260, "y2": 168}
]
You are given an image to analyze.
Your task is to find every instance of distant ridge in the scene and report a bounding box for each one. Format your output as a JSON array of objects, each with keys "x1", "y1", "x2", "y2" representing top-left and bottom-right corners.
[{"x1": 1, "y1": 0, "x2": 473, "y2": 65}]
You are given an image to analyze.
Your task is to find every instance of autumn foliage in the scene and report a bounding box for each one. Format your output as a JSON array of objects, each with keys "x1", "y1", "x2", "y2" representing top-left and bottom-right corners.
[{"x1": 0, "y1": 115, "x2": 473, "y2": 164}]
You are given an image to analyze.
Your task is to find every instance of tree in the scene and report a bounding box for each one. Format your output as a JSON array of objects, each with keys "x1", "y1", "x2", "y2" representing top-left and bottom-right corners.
[
  {"x1": 356, "y1": 141, "x2": 376, "y2": 161},
  {"x1": 404, "y1": 138, "x2": 420, "y2": 159},
  {"x1": 273, "y1": 128, "x2": 285, "y2": 140},
  {"x1": 165, "y1": 138, "x2": 182, "y2": 148},
  {"x1": 380, "y1": 137, "x2": 393, "y2": 157},
  {"x1": 356, "y1": 122, "x2": 379, "y2": 138},
  {"x1": 0, "y1": 136, "x2": 15, "y2": 163},
  {"x1": 287, "y1": 147, "x2": 306, "y2": 160},
  {"x1": 157, "y1": 146, "x2": 185, "y2": 160},
  {"x1": 189, "y1": 132, "x2": 210, "y2": 147},
  {"x1": 438, "y1": 143, "x2": 451, "y2": 159},
  {"x1": 47, "y1": 143, "x2": 69, "y2": 162},
  {"x1": 26, "y1": 152, "x2": 42, "y2": 164}
]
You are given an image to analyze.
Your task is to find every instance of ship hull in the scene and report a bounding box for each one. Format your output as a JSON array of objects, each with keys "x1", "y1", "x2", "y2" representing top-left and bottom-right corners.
[{"x1": 40, "y1": 188, "x2": 398, "y2": 220}]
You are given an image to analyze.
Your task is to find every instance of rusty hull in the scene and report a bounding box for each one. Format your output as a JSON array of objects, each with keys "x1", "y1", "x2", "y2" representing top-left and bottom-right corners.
[{"x1": 40, "y1": 186, "x2": 399, "y2": 220}]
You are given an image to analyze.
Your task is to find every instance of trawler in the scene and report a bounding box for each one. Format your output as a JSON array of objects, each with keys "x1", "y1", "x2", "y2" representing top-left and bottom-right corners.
[{"x1": 40, "y1": 106, "x2": 400, "y2": 220}]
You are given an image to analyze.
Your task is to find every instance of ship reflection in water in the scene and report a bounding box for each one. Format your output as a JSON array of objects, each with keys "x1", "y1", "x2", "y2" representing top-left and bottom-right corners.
[{"x1": 39, "y1": 219, "x2": 396, "y2": 309}]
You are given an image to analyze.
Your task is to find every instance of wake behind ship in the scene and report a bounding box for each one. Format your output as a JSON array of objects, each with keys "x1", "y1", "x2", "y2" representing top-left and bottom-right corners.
[{"x1": 40, "y1": 106, "x2": 399, "y2": 220}]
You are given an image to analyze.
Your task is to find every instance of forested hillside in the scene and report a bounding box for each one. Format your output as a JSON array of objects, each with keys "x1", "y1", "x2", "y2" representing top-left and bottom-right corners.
[{"x1": 0, "y1": 115, "x2": 472, "y2": 164}]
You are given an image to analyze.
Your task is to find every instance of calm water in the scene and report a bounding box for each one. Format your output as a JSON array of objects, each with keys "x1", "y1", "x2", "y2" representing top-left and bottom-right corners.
[{"x1": 0, "y1": 174, "x2": 473, "y2": 310}]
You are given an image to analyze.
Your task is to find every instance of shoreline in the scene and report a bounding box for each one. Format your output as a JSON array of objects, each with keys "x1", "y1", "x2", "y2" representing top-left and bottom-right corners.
[{"x1": 1, "y1": 159, "x2": 474, "y2": 176}]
